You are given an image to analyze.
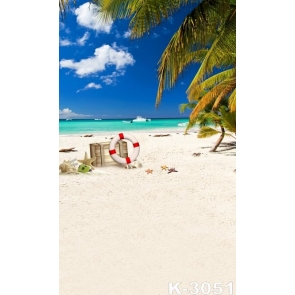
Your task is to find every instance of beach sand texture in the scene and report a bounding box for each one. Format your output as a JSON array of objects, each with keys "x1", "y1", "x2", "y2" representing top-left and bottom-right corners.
[{"x1": 59, "y1": 132, "x2": 236, "y2": 295}]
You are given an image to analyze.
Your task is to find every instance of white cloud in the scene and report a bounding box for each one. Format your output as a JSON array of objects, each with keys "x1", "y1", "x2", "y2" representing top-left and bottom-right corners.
[
  {"x1": 75, "y1": 2, "x2": 113, "y2": 33},
  {"x1": 59, "y1": 38, "x2": 74, "y2": 46},
  {"x1": 59, "y1": 44, "x2": 135, "y2": 77},
  {"x1": 60, "y1": 32, "x2": 90, "y2": 47},
  {"x1": 76, "y1": 82, "x2": 102, "y2": 93},
  {"x1": 102, "y1": 78, "x2": 112, "y2": 85},
  {"x1": 123, "y1": 30, "x2": 131, "y2": 38},
  {"x1": 112, "y1": 42, "x2": 128, "y2": 51},
  {"x1": 86, "y1": 82, "x2": 101, "y2": 89},
  {"x1": 60, "y1": 21, "x2": 71, "y2": 33},
  {"x1": 59, "y1": 22, "x2": 65, "y2": 30},
  {"x1": 115, "y1": 30, "x2": 131, "y2": 39},
  {"x1": 77, "y1": 32, "x2": 90, "y2": 46},
  {"x1": 100, "y1": 70, "x2": 126, "y2": 85},
  {"x1": 59, "y1": 108, "x2": 92, "y2": 119}
]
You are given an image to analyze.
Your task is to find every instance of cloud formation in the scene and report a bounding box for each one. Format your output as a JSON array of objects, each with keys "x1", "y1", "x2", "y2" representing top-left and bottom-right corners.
[
  {"x1": 115, "y1": 30, "x2": 132, "y2": 39},
  {"x1": 59, "y1": 32, "x2": 90, "y2": 47},
  {"x1": 59, "y1": 44, "x2": 135, "y2": 77},
  {"x1": 59, "y1": 108, "x2": 92, "y2": 119},
  {"x1": 123, "y1": 30, "x2": 131, "y2": 38},
  {"x1": 75, "y1": 2, "x2": 113, "y2": 33},
  {"x1": 76, "y1": 82, "x2": 102, "y2": 93},
  {"x1": 60, "y1": 38, "x2": 74, "y2": 46},
  {"x1": 77, "y1": 32, "x2": 90, "y2": 46},
  {"x1": 100, "y1": 70, "x2": 125, "y2": 85}
]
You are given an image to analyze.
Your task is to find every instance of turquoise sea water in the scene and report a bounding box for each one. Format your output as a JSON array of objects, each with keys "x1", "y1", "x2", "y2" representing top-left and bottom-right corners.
[{"x1": 59, "y1": 118, "x2": 197, "y2": 135}]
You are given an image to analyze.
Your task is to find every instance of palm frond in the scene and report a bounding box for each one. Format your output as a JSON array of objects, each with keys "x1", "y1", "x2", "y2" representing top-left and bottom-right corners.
[
  {"x1": 98, "y1": 0, "x2": 193, "y2": 38},
  {"x1": 189, "y1": 75, "x2": 236, "y2": 121},
  {"x1": 186, "y1": 9, "x2": 235, "y2": 97},
  {"x1": 212, "y1": 76, "x2": 235, "y2": 110},
  {"x1": 197, "y1": 126, "x2": 234, "y2": 139},
  {"x1": 179, "y1": 102, "x2": 197, "y2": 113},
  {"x1": 197, "y1": 112, "x2": 220, "y2": 125},
  {"x1": 219, "y1": 107, "x2": 236, "y2": 133},
  {"x1": 155, "y1": 0, "x2": 233, "y2": 107},
  {"x1": 185, "y1": 118, "x2": 197, "y2": 131},
  {"x1": 188, "y1": 68, "x2": 235, "y2": 100},
  {"x1": 156, "y1": 49, "x2": 208, "y2": 106},
  {"x1": 197, "y1": 126, "x2": 221, "y2": 138},
  {"x1": 59, "y1": 0, "x2": 76, "y2": 19},
  {"x1": 228, "y1": 88, "x2": 236, "y2": 111}
]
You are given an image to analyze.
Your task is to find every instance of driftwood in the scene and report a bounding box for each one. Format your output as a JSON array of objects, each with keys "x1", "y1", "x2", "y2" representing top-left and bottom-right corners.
[
  {"x1": 192, "y1": 153, "x2": 201, "y2": 157},
  {"x1": 59, "y1": 147, "x2": 77, "y2": 153},
  {"x1": 81, "y1": 134, "x2": 94, "y2": 137},
  {"x1": 153, "y1": 134, "x2": 171, "y2": 137}
]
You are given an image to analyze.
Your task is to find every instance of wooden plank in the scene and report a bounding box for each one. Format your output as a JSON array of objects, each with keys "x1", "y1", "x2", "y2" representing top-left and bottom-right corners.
[
  {"x1": 90, "y1": 143, "x2": 102, "y2": 167},
  {"x1": 90, "y1": 140, "x2": 129, "y2": 166}
]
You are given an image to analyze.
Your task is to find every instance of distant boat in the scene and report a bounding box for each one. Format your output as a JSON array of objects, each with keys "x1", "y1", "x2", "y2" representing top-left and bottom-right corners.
[
  {"x1": 66, "y1": 118, "x2": 72, "y2": 121},
  {"x1": 94, "y1": 119, "x2": 102, "y2": 120},
  {"x1": 178, "y1": 122, "x2": 188, "y2": 126},
  {"x1": 131, "y1": 116, "x2": 151, "y2": 122}
]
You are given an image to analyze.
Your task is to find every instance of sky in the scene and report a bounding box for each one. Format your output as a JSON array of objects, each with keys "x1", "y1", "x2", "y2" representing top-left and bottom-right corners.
[{"x1": 59, "y1": 1, "x2": 199, "y2": 119}]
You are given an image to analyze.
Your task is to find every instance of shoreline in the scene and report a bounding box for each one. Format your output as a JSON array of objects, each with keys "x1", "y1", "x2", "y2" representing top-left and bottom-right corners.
[{"x1": 59, "y1": 127, "x2": 200, "y2": 137}]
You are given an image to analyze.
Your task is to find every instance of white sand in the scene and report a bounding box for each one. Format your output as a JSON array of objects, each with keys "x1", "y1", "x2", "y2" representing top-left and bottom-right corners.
[{"x1": 59, "y1": 131, "x2": 236, "y2": 295}]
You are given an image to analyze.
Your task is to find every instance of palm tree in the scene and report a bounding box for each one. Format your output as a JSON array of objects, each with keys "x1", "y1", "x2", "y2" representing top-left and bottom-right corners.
[
  {"x1": 180, "y1": 99, "x2": 235, "y2": 152},
  {"x1": 197, "y1": 106, "x2": 236, "y2": 152},
  {"x1": 96, "y1": 0, "x2": 236, "y2": 116}
]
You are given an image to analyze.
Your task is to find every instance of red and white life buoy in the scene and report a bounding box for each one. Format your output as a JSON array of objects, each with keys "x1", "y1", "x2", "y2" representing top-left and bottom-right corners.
[{"x1": 109, "y1": 133, "x2": 140, "y2": 164}]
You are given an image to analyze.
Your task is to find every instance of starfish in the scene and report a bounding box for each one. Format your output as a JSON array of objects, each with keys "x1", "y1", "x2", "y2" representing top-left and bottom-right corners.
[
  {"x1": 168, "y1": 168, "x2": 178, "y2": 174},
  {"x1": 145, "y1": 169, "x2": 153, "y2": 174},
  {"x1": 161, "y1": 165, "x2": 168, "y2": 170},
  {"x1": 78, "y1": 152, "x2": 96, "y2": 169}
]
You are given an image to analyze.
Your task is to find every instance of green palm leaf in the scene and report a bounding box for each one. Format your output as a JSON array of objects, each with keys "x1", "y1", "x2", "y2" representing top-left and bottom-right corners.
[
  {"x1": 189, "y1": 75, "x2": 236, "y2": 121},
  {"x1": 228, "y1": 88, "x2": 236, "y2": 111},
  {"x1": 187, "y1": 9, "x2": 236, "y2": 97},
  {"x1": 197, "y1": 126, "x2": 220, "y2": 138},
  {"x1": 155, "y1": 0, "x2": 233, "y2": 107},
  {"x1": 98, "y1": 0, "x2": 191, "y2": 38},
  {"x1": 156, "y1": 49, "x2": 208, "y2": 106},
  {"x1": 179, "y1": 102, "x2": 197, "y2": 113},
  {"x1": 219, "y1": 107, "x2": 236, "y2": 133},
  {"x1": 189, "y1": 68, "x2": 235, "y2": 100}
]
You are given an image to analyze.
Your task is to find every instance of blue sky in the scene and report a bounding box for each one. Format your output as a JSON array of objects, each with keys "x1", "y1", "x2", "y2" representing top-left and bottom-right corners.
[{"x1": 59, "y1": 1, "x2": 199, "y2": 119}]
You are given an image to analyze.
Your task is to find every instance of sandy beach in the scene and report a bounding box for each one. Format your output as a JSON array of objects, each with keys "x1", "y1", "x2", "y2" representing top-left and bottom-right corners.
[{"x1": 59, "y1": 131, "x2": 236, "y2": 295}]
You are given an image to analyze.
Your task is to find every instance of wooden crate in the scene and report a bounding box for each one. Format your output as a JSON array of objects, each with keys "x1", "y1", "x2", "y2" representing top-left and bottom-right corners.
[{"x1": 90, "y1": 141, "x2": 128, "y2": 167}]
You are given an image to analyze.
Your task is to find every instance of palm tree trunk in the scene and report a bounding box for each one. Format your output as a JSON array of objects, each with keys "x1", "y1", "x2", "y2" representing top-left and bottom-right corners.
[{"x1": 210, "y1": 126, "x2": 225, "y2": 152}]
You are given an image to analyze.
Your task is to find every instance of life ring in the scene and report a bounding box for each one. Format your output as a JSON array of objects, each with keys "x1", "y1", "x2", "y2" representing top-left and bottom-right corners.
[{"x1": 109, "y1": 133, "x2": 140, "y2": 164}]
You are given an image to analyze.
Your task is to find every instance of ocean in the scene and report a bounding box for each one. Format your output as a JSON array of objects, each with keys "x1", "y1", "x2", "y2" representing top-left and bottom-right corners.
[{"x1": 59, "y1": 118, "x2": 198, "y2": 135}]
